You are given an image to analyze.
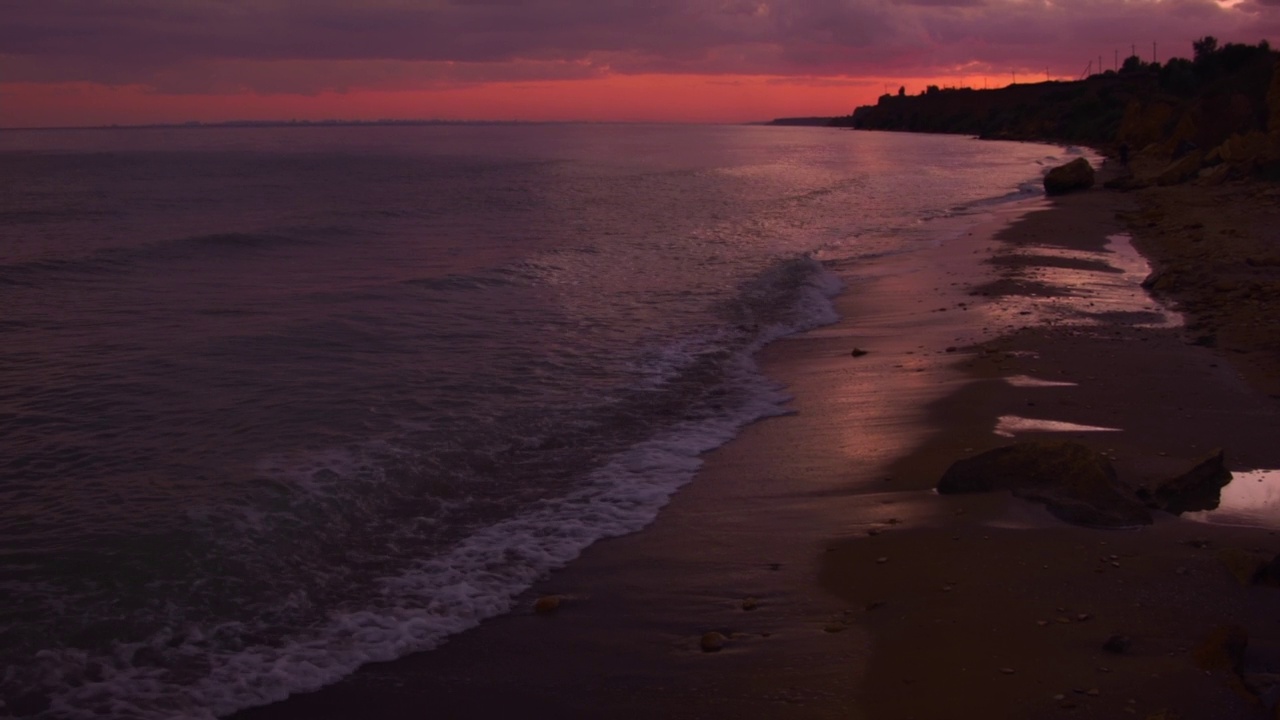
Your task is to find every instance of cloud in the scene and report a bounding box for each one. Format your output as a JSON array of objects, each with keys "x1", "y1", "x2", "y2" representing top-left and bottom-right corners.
[{"x1": 1, "y1": 0, "x2": 1276, "y2": 94}]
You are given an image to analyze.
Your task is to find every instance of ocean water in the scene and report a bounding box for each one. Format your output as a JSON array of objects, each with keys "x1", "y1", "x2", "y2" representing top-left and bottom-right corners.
[{"x1": 0, "y1": 123, "x2": 1072, "y2": 719}]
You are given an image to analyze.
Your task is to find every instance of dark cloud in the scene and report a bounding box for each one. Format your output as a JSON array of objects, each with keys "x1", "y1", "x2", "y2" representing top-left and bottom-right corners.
[{"x1": 0, "y1": 0, "x2": 1275, "y2": 93}]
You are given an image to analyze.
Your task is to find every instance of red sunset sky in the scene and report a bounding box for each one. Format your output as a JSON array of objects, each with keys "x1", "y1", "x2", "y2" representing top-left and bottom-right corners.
[{"x1": 2, "y1": 0, "x2": 1279, "y2": 128}]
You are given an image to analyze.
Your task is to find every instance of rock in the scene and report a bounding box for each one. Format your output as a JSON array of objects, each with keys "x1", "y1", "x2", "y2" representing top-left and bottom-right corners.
[
  {"x1": 1044, "y1": 158, "x2": 1095, "y2": 195},
  {"x1": 1193, "y1": 625, "x2": 1248, "y2": 674},
  {"x1": 741, "y1": 596, "x2": 759, "y2": 611},
  {"x1": 1269, "y1": 59, "x2": 1280, "y2": 132},
  {"x1": 1197, "y1": 163, "x2": 1234, "y2": 187},
  {"x1": 1216, "y1": 131, "x2": 1272, "y2": 164},
  {"x1": 700, "y1": 631, "x2": 727, "y2": 652},
  {"x1": 1103, "y1": 634, "x2": 1132, "y2": 654},
  {"x1": 1259, "y1": 554, "x2": 1280, "y2": 587},
  {"x1": 1218, "y1": 548, "x2": 1270, "y2": 586},
  {"x1": 850, "y1": 348, "x2": 869, "y2": 357},
  {"x1": 533, "y1": 595, "x2": 562, "y2": 613},
  {"x1": 1157, "y1": 149, "x2": 1205, "y2": 186},
  {"x1": 937, "y1": 441, "x2": 1152, "y2": 528},
  {"x1": 1136, "y1": 449, "x2": 1231, "y2": 514}
]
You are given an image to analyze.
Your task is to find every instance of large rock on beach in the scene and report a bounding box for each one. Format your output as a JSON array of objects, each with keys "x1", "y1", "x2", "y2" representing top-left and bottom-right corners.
[
  {"x1": 1136, "y1": 449, "x2": 1232, "y2": 514},
  {"x1": 938, "y1": 441, "x2": 1152, "y2": 528},
  {"x1": 1043, "y1": 158, "x2": 1095, "y2": 195}
]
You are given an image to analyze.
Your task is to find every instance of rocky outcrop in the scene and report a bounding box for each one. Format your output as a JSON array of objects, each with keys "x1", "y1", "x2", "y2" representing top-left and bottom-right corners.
[
  {"x1": 1117, "y1": 100, "x2": 1175, "y2": 151},
  {"x1": 937, "y1": 441, "x2": 1153, "y2": 528},
  {"x1": 1157, "y1": 149, "x2": 1205, "y2": 185},
  {"x1": 1136, "y1": 449, "x2": 1232, "y2": 514},
  {"x1": 1268, "y1": 59, "x2": 1280, "y2": 132},
  {"x1": 1043, "y1": 158, "x2": 1095, "y2": 195}
]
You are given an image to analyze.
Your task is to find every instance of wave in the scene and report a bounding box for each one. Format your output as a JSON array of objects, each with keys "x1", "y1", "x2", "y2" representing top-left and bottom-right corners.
[
  {"x1": 0, "y1": 232, "x2": 313, "y2": 287},
  {"x1": 4, "y1": 255, "x2": 843, "y2": 720}
]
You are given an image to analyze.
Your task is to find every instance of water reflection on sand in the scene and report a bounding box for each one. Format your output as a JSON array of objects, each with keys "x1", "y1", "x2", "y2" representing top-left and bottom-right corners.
[{"x1": 1185, "y1": 469, "x2": 1280, "y2": 528}]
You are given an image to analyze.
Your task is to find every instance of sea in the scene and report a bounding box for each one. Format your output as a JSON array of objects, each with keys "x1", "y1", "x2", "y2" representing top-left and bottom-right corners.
[{"x1": 0, "y1": 123, "x2": 1076, "y2": 719}]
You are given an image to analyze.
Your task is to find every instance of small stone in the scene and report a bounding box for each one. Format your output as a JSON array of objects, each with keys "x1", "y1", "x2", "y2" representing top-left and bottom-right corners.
[
  {"x1": 700, "y1": 631, "x2": 727, "y2": 652},
  {"x1": 851, "y1": 348, "x2": 869, "y2": 357},
  {"x1": 823, "y1": 623, "x2": 847, "y2": 634},
  {"x1": 742, "y1": 597, "x2": 759, "y2": 611},
  {"x1": 1076, "y1": 613, "x2": 1092, "y2": 622},
  {"x1": 1103, "y1": 634, "x2": 1132, "y2": 654},
  {"x1": 1037, "y1": 620, "x2": 1050, "y2": 627},
  {"x1": 1053, "y1": 694, "x2": 1066, "y2": 701},
  {"x1": 875, "y1": 556, "x2": 889, "y2": 564},
  {"x1": 533, "y1": 595, "x2": 562, "y2": 613},
  {"x1": 1000, "y1": 667, "x2": 1016, "y2": 674},
  {"x1": 865, "y1": 600, "x2": 886, "y2": 612},
  {"x1": 1086, "y1": 688, "x2": 1100, "y2": 697}
]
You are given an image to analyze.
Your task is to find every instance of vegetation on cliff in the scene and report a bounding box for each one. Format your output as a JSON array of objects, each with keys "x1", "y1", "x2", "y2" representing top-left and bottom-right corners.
[{"x1": 837, "y1": 38, "x2": 1277, "y2": 175}]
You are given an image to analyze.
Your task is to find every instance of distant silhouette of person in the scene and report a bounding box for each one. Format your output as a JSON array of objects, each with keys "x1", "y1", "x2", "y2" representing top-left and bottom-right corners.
[{"x1": 1118, "y1": 142, "x2": 1130, "y2": 167}]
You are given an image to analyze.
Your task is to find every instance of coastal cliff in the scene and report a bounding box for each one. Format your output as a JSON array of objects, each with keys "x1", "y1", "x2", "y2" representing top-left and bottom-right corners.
[{"x1": 837, "y1": 39, "x2": 1280, "y2": 182}]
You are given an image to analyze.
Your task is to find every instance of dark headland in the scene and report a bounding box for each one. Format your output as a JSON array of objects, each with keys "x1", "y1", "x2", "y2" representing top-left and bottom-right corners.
[{"x1": 238, "y1": 39, "x2": 1280, "y2": 719}]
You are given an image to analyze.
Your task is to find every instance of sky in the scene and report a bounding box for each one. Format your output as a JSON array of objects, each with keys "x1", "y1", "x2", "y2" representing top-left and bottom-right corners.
[{"x1": 2, "y1": 0, "x2": 1279, "y2": 127}]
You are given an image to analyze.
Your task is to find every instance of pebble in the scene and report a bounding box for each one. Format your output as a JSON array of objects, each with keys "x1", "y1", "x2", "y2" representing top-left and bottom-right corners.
[
  {"x1": 741, "y1": 597, "x2": 759, "y2": 611},
  {"x1": 1000, "y1": 667, "x2": 1016, "y2": 674},
  {"x1": 700, "y1": 631, "x2": 727, "y2": 652},
  {"x1": 533, "y1": 595, "x2": 562, "y2": 614},
  {"x1": 875, "y1": 556, "x2": 889, "y2": 564}
]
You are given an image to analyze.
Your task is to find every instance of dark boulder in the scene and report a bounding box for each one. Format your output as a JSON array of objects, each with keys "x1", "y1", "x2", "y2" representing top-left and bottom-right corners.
[
  {"x1": 1043, "y1": 158, "x2": 1095, "y2": 195},
  {"x1": 938, "y1": 441, "x2": 1152, "y2": 528},
  {"x1": 1136, "y1": 449, "x2": 1232, "y2": 514}
]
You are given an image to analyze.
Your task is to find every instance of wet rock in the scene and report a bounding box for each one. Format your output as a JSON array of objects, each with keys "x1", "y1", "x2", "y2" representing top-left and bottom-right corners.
[
  {"x1": 1136, "y1": 449, "x2": 1232, "y2": 514},
  {"x1": 1194, "y1": 625, "x2": 1248, "y2": 674},
  {"x1": 937, "y1": 441, "x2": 1152, "y2": 528},
  {"x1": 850, "y1": 347, "x2": 869, "y2": 357},
  {"x1": 700, "y1": 631, "x2": 727, "y2": 652},
  {"x1": 741, "y1": 596, "x2": 759, "y2": 611},
  {"x1": 1044, "y1": 158, "x2": 1095, "y2": 195}
]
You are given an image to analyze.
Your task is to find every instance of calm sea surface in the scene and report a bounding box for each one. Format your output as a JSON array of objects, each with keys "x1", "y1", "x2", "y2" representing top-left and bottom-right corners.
[{"x1": 0, "y1": 124, "x2": 1071, "y2": 718}]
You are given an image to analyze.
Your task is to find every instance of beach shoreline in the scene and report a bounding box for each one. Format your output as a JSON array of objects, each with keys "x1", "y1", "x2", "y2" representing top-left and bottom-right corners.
[{"x1": 232, "y1": 161, "x2": 1280, "y2": 720}]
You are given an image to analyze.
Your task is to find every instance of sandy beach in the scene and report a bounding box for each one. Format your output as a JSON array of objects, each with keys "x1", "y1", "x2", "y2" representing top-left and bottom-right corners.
[{"x1": 233, "y1": 160, "x2": 1280, "y2": 720}]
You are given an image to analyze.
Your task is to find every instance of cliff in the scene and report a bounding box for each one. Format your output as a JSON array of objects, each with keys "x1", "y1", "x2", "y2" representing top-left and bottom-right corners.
[{"x1": 840, "y1": 40, "x2": 1279, "y2": 182}]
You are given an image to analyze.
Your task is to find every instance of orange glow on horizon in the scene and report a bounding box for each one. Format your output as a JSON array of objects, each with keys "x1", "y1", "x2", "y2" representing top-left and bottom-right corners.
[{"x1": 0, "y1": 73, "x2": 1011, "y2": 129}]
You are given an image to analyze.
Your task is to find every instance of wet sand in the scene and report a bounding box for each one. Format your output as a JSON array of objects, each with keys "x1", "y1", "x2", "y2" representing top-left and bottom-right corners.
[{"x1": 234, "y1": 168, "x2": 1280, "y2": 719}]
